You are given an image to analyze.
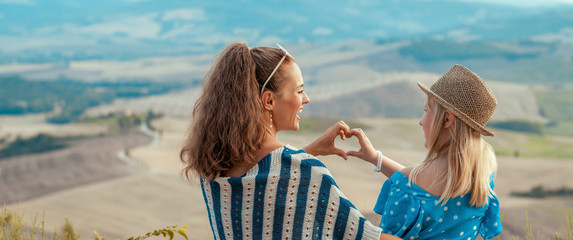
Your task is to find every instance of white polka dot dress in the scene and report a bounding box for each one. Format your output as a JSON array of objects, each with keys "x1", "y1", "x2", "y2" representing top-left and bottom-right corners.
[{"x1": 373, "y1": 171, "x2": 502, "y2": 239}]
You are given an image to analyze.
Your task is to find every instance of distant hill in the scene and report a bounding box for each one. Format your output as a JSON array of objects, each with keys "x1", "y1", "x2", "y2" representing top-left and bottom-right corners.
[
  {"x1": 0, "y1": 37, "x2": 566, "y2": 125},
  {"x1": 304, "y1": 81, "x2": 424, "y2": 118},
  {"x1": 301, "y1": 72, "x2": 547, "y2": 123}
]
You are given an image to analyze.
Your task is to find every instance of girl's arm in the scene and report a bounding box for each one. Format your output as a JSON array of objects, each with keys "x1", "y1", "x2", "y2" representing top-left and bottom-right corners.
[{"x1": 346, "y1": 128, "x2": 405, "y2": 178}]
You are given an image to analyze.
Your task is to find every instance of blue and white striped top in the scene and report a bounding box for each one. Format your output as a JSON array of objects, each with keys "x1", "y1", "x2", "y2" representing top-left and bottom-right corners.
[{"x1": 200, "y1": 145, "x2": 382, "y2": 240}]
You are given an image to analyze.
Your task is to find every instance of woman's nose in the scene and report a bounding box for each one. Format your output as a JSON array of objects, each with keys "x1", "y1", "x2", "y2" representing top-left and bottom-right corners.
[{"x1": 303, "y1": 92, "x2": 310, "y2": 104}]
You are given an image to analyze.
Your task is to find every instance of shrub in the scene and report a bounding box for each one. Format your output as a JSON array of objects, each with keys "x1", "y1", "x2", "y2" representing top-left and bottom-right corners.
[{"x1": 511, "y1": 185, "x2": 573, "y2": 198}]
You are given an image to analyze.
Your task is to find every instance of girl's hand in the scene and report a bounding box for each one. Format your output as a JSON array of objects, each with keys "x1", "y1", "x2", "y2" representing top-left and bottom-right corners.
[
  {"x1": 346, "y1": 128, "x2": 378, "y2": 165},
  {"x1": 303, "y1": 121, "x2": 350, "y2": 160}
]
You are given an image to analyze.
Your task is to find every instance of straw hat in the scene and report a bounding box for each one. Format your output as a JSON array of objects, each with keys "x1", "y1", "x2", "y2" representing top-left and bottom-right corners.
[{"x1": 417, "y1": 64, "x2": 497, "y2": 136}]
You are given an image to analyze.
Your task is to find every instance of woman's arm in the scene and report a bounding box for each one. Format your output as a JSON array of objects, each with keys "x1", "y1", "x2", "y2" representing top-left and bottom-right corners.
[
  {"x1": 303, "y1": 121, "x2": 350, "y2": 159},
  {"x1": 346, "y1": 128, "x2": 405, "y2": 178}
]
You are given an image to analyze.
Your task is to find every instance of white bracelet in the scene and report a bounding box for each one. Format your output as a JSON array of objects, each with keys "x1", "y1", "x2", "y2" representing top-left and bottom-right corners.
[{"x1": 372, "y1": 150, "x2": 383, "y2": 172}]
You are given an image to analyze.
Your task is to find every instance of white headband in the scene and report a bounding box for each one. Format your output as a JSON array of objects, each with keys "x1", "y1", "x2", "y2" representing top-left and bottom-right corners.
[{"x1": 260, "y1": 43, "x2": 294, "y2": 95}]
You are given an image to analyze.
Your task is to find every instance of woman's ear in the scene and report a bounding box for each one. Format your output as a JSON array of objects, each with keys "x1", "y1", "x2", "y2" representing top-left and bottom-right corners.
[
  {"x1": 261, "y1": 90, "x2": 274, "y2": 111},
  {"x1": 444, "y1": 110, "x2": 455, "y2": 129}
]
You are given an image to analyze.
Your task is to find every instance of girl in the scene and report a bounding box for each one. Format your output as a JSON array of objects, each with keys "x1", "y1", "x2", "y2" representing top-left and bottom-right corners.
[{"x1": 347, "y1": 64, "x2": 502, "y2": 239}]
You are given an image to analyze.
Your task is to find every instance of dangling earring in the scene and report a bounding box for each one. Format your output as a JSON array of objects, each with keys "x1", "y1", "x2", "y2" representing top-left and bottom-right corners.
[{"x1": 269, "y1": 112, "x2": 273, "y2": 128}]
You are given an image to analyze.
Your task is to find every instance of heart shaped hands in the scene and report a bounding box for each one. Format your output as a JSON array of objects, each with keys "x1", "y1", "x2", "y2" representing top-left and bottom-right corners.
[
  {"x1": 303, "y1": 121, "x2": 377, "y2": 164},
  {"x1": 304, "y1": 121, "x2": 405, "y2": 178},
  {"x1": 304, "y1": 121, "x2": 378, "y2": 165},
  {"x1": 345, "y1": 128, "x2": 378, "y2": 165},
  {"x1": 303, "y1": 121, "x2": 351, "y2": 160}
]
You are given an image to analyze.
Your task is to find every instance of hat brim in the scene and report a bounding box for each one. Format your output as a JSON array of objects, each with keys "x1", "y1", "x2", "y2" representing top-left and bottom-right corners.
[{"x1": 417, "y1": 82, "x2": 495, "y2": 136}]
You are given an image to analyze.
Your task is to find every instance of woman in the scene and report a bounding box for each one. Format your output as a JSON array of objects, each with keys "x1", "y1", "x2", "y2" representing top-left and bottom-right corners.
[
  {"x1": 180, "y1": 43, "x2": 400, "y2": 240},
  {"x1": 347, "y1": 65, "x2": 502, "y2": 239}
]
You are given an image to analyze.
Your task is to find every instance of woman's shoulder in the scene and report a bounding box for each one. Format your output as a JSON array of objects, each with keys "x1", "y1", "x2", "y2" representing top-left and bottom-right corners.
[
  {"x1": 286, "y1": 145, "x2": 323, "y2": 162},
  {"x1": 282, "y1": 145, "x2": 334, "y2": 179}
]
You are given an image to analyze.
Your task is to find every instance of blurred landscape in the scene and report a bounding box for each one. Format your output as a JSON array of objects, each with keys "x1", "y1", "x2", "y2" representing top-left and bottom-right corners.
[{"x1": 1, "y1": 0, "x2": 573, "y2": 239}]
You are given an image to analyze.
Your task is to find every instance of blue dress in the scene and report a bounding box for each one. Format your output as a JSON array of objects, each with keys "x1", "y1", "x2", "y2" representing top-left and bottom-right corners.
[{"x1": 373, "y1": 171, "x2": 502, "y2": 240}]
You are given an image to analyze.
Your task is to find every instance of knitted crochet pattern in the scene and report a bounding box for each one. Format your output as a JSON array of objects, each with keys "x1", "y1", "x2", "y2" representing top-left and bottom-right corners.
[{"x1": 201, "y1": 145, "x2": 382, "y2": 240}]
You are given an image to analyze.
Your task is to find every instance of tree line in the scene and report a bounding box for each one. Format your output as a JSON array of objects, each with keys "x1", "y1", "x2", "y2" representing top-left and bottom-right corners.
[{"x1": 0, "y1": 76, "x2": 191, "y2": 124}]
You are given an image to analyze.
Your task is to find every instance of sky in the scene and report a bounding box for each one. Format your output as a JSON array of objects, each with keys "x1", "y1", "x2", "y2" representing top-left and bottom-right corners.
[
  {"x1": 1, "y1": 0, "x2": 572, "y2": 61},
  {"x1": 0, "y1": 0, "x2": 572, "y2": 7},
  {"x1": 463, "y1": 0, "x2": 573, "y2": 7}
]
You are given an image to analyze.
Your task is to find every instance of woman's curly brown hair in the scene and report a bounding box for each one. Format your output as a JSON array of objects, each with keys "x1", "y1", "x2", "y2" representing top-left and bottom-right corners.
[{"x1": 180, "y1": 42, "x2": 294, "y2": 180}]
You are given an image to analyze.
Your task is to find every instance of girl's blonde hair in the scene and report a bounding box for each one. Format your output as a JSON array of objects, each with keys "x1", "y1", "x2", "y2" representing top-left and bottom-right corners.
[
  {"x1": 180, "y1": 43, "x2": 293, "y2": 181},
  {"x1": 410, "y1": 97, "x2": 497, "y2": 207}
]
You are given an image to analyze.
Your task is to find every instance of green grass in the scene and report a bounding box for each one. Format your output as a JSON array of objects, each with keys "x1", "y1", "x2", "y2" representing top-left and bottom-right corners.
[
  {"x1": 516, "y1": 135, "x2": 573, "y2": 159},
  {"x1": 491, "y1": 130, "x2": 573, "y2": 159},
  {"x1": 544, "y1": 121, "x2": 573, "y2": 138},
  {"x1": 537, "y1": 91, "x2": 573, "y2": 122}
]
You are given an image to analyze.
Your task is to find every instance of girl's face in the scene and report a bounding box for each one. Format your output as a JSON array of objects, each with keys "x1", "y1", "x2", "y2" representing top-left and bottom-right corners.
[
  {"x1": 272, "y1": 62, "x2": 310, "y2": 131},
  {"x1": 420, "y1": 97, "x2": 434, "y2": 149}
]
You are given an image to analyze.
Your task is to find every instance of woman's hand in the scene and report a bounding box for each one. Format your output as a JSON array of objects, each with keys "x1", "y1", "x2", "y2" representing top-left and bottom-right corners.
[
  {"x1": 303, "y1": 121, "x2": 350, "y2": 160},
  {"x1": 346, "y1": 128, "x2": 378, "y2": 165}
]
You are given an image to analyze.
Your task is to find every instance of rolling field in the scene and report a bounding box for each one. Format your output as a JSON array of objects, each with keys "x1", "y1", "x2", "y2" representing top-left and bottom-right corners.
[{"x1": 2, "y1": 116, "x2": 572, "y2": 239}]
